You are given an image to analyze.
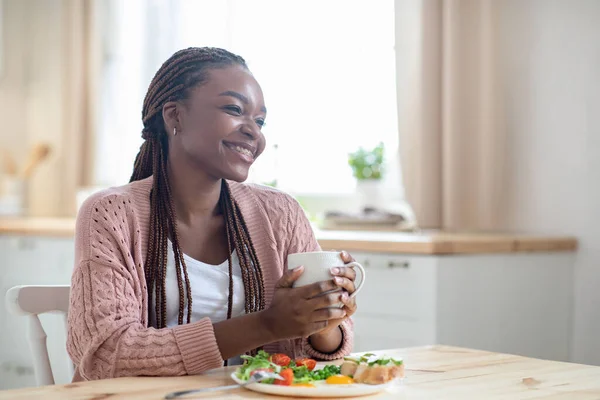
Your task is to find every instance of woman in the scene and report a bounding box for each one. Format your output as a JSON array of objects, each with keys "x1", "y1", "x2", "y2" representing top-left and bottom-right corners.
[{"x1": 67, "y1": 47, "x2": 358, "y2": 381}]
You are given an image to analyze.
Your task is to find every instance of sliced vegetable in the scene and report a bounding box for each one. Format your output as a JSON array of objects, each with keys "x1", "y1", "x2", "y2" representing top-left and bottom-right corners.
[
  {"x1": 295, "y1": 358, "x2": 317, "y2": 371},
  {"x1": 359, "y1": 353, "x2": 376, "y2": 363},
  {"x1": 292, "y1": 365, "x2": 313, "y2": 384},
  {"x1": 236, "y1": 351, "x2": 346, "y2": 385},
  {"x1": 237, "y1": 350, "x2": 280, "y2": 381},
  {"x1": 274, "y1": 368, "x2": 294, "y2": 386},
  {"x1": 367, "y1": 357, "x2": 404, "y2": 367},
  {"x1": 270, "y1": 353, "x2": 292, "y2": 367}
]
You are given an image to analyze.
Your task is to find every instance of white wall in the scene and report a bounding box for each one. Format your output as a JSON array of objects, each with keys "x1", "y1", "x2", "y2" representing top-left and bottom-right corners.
[{"x1": 496, "y1": 0, "x2": 600, "y2": 365}]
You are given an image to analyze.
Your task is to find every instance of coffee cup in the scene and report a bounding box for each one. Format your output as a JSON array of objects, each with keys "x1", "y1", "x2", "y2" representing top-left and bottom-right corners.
[{"x1": 287, "y1": 251, "x2": 366, "y2": 307}]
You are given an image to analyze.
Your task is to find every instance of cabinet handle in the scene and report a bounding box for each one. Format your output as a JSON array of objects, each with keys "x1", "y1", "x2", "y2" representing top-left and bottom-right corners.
[{"x1": 388, "y1": 260, "x2": 409, "y2": 269}]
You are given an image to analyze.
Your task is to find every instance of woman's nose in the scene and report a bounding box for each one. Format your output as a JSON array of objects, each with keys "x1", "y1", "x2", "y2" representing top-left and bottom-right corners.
[{"x1": 240, "y1": 120, "x2": 261, "y2": 139}]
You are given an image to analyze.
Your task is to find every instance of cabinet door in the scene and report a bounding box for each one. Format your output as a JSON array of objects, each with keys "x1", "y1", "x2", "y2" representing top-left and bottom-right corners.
[
  {"x1": 349, "y1": 252, "x2": 438, "y2": 352},
  {"x1": 436, "y1": 253, "x2": 574, "y2": 362},
  {"x1": 352, "y1": 315, "x2": 434, "y2": 353}
]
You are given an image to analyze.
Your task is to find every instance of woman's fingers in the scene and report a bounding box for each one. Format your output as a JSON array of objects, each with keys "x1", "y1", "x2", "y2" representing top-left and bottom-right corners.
[
  {"x1": 299, "y1": 279, "x2": 339, "y2": 299},
  {"x1": 330, "y1": 266, "x2": 356, "y2": 281},
  {"x1": 340, "y1": 251, "x2": 355, "y2": 264},
  {"x1": 333, "y1": 276, "x2": 356, "y2": 294},
  {"x1": 308, "y1": 290, "x2": 348, "y2": 309},
  {"x1": 276, "y1": 265, "x2": 304, "y2": 288},
  {"x1": 311, "y1": 307, "x2": 347, "y2": 322}
]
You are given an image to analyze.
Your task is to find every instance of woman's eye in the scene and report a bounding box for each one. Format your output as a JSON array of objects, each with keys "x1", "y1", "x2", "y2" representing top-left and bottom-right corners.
[
  {"x1": 256, "y1": 118, "x2": 266, "y2": 128},
  {"x1": 224, "y1": 105, "x2": 242, "y2": 115}
]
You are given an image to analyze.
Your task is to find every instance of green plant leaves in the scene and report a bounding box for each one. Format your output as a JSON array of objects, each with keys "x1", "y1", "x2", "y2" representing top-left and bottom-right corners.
[{"x1": 347, "y1": 142, "x2": 385, "y2": 180}]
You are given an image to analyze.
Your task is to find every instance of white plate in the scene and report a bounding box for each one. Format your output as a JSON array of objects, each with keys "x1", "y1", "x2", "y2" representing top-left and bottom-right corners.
[{"x1": 230, "y1": 373, "x2": 400, "y2": 398}]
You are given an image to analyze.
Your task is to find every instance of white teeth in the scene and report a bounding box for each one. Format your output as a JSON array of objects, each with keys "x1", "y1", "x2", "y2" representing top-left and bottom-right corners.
[{"x1": 233, "y1": 146, "x2": 253, "y2": 158}]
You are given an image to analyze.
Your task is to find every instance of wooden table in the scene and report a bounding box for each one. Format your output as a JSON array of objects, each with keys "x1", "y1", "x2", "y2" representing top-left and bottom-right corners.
[{"x1": 2, "y1": 346, "x2": 600, "y2": 399}]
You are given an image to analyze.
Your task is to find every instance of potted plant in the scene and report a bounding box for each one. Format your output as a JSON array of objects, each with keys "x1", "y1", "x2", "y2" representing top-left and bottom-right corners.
[{"x1": 348, "y1": 142, "x2": 385, "y2": 208}]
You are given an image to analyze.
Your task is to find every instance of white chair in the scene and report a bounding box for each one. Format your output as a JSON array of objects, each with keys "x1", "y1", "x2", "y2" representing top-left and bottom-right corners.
[{"x1": 5, "y1": 285, "x2": 73, "y2": 386}]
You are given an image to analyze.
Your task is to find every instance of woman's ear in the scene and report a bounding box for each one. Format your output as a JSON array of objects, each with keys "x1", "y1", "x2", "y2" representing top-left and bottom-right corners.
[{"x1": 162, "y1": 101, "x2": 180, "y2": 134}]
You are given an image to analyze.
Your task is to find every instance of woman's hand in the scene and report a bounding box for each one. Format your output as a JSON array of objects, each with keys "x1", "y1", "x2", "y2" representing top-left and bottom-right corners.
[
  {"x1": 260, "y1": 266, "x2": 348, "y2": 341},
  {"x1": 311, "y1": 251, "x2": 358, "y2": 337}
]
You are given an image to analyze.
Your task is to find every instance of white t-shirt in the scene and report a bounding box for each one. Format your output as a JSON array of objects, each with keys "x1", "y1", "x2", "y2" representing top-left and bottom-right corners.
[{"x1": 150, "y1": 242, "x2": 246, "y2": 366}]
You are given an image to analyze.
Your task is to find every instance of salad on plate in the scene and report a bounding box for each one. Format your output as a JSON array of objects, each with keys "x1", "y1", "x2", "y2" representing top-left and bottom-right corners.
[{"x1": 235, "y1": 350, "x2": 404, "y2": 388}]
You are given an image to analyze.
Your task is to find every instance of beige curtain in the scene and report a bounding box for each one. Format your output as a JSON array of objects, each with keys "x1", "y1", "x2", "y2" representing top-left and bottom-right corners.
[
  {"x1": 21, "y1": 0, "x2": 100, "y2": 217},
  {"x1": 60, "y1": 0, "x2": 100, "y2": 215},
  {"x1": 396, "y1": 0, "x2": 507, "y2": 231}
]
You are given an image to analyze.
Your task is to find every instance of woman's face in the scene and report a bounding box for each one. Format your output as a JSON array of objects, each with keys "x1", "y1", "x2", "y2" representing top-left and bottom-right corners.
[{"x1": 165, "y1": 64, "x2": 267, "y2": 182}]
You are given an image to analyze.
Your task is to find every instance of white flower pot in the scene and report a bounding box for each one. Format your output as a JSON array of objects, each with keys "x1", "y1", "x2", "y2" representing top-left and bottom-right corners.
[{"x1": 355, "y1": 179, "x2": 383, "y2": 210}]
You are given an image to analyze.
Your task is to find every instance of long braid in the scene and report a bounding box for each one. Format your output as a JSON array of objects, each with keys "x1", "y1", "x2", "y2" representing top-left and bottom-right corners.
[
  {"x1": 129, "y1": 48, "x2": 265, "y2": 342},
  {"x1": 231, "y1": 193, "x2": 263, "y2": 311},
  {"x1": 223, "y1": 201, "x2": 235, "y2": 320},
  {"x1": 236, "y1": 207, "x2": 266, "y2": 309}
]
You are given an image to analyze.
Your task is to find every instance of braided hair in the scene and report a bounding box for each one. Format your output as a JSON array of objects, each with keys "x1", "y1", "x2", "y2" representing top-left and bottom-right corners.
[{"x1": 130, "y1": 48, "x2": 266, "y2": 336}]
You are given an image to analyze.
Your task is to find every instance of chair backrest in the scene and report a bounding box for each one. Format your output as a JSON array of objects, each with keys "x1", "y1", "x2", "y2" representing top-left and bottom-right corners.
[{"x1": 5, "y1": 285, "x2": 72, "y2": 386}]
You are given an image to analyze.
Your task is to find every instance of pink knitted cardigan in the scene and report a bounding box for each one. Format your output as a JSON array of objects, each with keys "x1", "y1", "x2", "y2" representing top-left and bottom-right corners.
[{"x1": 66, "y1": 177, "x2": 353, "y2": 381}]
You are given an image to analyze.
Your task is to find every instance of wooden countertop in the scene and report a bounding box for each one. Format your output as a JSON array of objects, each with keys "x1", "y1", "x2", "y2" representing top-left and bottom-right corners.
[
  {"x1": 316, "y1": 229, "x2": 577, "y2": 254},
  {"x1": 0, "y1": 218, "x2": 76, "y2": 237},
  {"x1": 0, "y1": 217, "x2": 577, "y2": 255},
  {"x1": 2, "y1": 346, "x2": 599, "y2": 399}
]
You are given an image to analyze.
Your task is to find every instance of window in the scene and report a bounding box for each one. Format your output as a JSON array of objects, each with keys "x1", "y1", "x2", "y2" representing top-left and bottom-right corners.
[{"x1": 95, "y1": 0, "x2": 399, "y2": 196}]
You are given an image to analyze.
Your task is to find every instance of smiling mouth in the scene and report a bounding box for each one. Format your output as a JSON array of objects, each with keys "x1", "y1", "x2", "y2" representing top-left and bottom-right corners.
[{"x1": 224, "y1": 142, "x2": 255, "y2": 161}]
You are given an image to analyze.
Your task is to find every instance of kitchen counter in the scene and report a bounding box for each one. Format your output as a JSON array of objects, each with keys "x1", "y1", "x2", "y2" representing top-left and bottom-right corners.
[
  {"x1": 0, "y1": 218, "x2": 76, "y2": 237},
  {"x1": 316, "y1": 229, "x2": 577, "y2": 254},
  {"x1": 0, "y1": 217, "x2": 577, "y2": 255}
]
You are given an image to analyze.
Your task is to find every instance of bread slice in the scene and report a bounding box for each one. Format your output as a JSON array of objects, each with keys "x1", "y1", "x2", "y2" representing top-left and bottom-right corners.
[
  {"x1": 340, "y1": 360, "x2": 359, "y2": 377},
  {"x1": 341, "y1": 354, "x2": 404, "y2": 385},
  {"x1": 358, "y1": 363, "x2": 405, "y2": 384}
]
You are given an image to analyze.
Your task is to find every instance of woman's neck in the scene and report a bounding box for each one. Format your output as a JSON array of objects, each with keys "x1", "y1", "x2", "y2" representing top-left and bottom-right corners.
[{"x1": 166, "y1": 159, "x2": 223, "y2": 225}]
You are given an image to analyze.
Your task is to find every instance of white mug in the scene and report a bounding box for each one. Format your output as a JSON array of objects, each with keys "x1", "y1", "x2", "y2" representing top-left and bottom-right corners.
[{"x1": 287, "y1": 251, "x2": 366, "y2": 307}]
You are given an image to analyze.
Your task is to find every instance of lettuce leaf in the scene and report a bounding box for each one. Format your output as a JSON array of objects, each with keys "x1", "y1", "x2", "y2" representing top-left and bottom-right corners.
[
  {"x1": 367, "y1": 357, "x2": 403, "y2": 367},
  {"x1": 236, "y1": 351, "x2": 343, "y2": 384},
  {"x1": 236, "y1": 351, "x2": 280, "y2": 381},
  {"x1": 292, "y1": 365, "x2": 313, "y2": 383}
]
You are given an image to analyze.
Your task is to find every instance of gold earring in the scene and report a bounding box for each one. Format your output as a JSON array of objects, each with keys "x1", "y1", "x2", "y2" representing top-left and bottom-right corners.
[{"x1": 173, "y1": 127, "x2": 177, "y2": 136}]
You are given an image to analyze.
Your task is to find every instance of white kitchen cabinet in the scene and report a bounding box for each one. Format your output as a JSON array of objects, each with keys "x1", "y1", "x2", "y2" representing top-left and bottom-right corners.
[{"x1": 350, "y1": 251, "x2": 574, "y2": 362}]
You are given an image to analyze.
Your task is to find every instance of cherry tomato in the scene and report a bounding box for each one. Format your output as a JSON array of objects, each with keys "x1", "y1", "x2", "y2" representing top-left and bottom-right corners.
[
  {"x1": 270, "y1": 353, "x2": 292, "y2": 367},
  {"x1": 295, "y1": 358, "x2": 317, "y2": 371},
  {"x1": 273, "y1": 368, "x2": 294, "y2": 386}
]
